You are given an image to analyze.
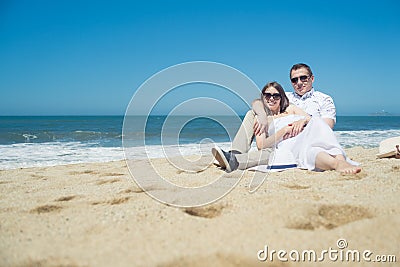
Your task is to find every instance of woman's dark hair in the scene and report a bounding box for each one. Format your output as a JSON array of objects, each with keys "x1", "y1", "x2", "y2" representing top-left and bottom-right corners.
[{"x1": 261, "y1": 81, "x2": 290, "y2": 114}]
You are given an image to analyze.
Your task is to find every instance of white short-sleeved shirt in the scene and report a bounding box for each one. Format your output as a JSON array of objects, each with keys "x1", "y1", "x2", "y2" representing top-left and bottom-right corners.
[{"x1": 286, "y1": 88, "x2": 336, "y2": 122}]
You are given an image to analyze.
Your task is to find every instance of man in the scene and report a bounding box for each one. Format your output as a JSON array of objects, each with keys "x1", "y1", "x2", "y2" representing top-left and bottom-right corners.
[{"x1": 212, "y1": 63, "x2": 336, "y2": 172}]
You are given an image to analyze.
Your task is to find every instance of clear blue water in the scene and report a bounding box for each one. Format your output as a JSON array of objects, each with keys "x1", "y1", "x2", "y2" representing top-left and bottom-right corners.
[{"x1": 1, "y1": 115, "x2": 399, "y2": 169}]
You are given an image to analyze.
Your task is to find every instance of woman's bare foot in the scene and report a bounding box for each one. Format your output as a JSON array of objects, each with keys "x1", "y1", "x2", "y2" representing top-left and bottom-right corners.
[{"x1": 335, "y1": 160, "x2": 361, "y2": 175}]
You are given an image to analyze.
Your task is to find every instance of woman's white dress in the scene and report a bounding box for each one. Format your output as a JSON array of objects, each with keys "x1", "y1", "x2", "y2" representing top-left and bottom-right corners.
[{"x1": 268, "y1": 115, "x2": 354, "y2": 170}]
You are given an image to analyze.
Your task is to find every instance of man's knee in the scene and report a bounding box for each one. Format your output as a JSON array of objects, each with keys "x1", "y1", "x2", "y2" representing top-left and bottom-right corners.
[{"x1": 245, "y1": 109, "x2": 255, "y2": 118}]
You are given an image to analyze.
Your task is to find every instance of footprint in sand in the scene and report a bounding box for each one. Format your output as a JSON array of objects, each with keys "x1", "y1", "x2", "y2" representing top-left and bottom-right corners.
[
  {"x1": 117, "y1": 184, "x2": 169, "y2": 194},
  {"x1": 286, "y1": 204, "x2": 373, "y2": 230},
  {"x1": 30, "y1": 173, "x2": 46, "y2": 179},
  {"x1": 91, "y1": 196, "x2": 131, "y2": 206},
  {"x1": 19, "y1": 258, "x2": 79, "y2": 267},
  {"x1": 99, "y1": 172, "x2": 125, "y2": 177},
  {"x1": 108, "y1": 196, "x2": 131, "y2": 205},
  {"x1": 55, "y1": 195, "x2": 77, "y2": 202},
  {"x1": 95, "y1": 178, "x2": 122, "y2": 185},
  {"x1": 69, "y1": 170, "x2": 99, "y2": 175},
  {"x1": 118, "y1": 188, "x2": 145, "y2": 194},
  {"x1": 30, "y1": 204, "x2": 63, "y2": 214},
  {"x1": 183, "y1": 204, "x2": 225, "y2": 219},
  {"x1": 280, "y1": 183, "x2": 311, "y2": 190}
]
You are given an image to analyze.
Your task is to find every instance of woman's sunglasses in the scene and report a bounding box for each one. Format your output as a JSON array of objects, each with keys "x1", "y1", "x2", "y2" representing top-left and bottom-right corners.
[
  {"x1": 290, "y1": 75, "x2": 309, "y2": 84},
  {"x1": 263, "y1": 93, "x2": 281, "y2": 100}
]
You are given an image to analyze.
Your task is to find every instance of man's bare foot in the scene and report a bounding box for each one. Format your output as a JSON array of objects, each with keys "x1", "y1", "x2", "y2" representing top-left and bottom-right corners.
[{"x1": 335, "y1": 160, "x2": 361, "y2": 175}]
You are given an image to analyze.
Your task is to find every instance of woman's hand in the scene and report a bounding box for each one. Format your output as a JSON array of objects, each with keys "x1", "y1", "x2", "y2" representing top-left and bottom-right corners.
[
  {"x1": 282, "y1": 124, "x2": 294, "y2": 137},
  {"x1": 288, "y1": 119, "x2": 307, "y2": 137},
  {"x1": 256, "y1": 123, "x2": 294, "y2": 150}
]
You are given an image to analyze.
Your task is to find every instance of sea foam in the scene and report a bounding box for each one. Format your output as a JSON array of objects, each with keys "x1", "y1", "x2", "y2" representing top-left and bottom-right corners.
[{"x1": 1, "y1": 129, "x2": 399, "y2": 170}]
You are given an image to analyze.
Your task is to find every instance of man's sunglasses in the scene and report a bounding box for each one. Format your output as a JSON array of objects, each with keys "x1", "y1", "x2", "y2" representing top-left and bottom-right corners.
[
  {"x1": 291, "y1": 75, "x2": 309, "y2": 84},
  {"x1": 263, "y1": 93, "x2": 281, "y2": 100}
]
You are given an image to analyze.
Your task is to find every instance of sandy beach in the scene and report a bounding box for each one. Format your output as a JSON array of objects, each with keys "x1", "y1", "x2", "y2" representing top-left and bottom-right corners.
[{"x1": 1, "y1": 147, "x2": 399, "y2": 267}]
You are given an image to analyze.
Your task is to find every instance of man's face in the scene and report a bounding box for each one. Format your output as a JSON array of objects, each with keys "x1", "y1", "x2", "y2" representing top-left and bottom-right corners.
[{"x1": 290, "y1": 68, "x2": 314, "y2": 96}]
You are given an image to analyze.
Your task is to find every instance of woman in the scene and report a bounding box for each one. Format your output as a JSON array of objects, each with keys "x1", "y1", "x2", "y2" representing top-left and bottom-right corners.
[{"x1": 254, "y1": 81, "x2": 361, "y2": 174}]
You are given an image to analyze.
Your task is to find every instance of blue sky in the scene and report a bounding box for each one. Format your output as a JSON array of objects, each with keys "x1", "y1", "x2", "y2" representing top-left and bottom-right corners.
[{"x1": 1, "y1": 0, "x2": 399, "y2": 116}]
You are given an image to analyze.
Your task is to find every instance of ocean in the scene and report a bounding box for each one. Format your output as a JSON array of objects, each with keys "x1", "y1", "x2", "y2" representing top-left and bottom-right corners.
[{"x1": 1, "y1": 116, "x2": 399, "y2": 170}]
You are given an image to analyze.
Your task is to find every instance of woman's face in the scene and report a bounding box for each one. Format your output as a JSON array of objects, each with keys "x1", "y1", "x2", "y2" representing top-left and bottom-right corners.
[{"x1": 262, "y1": 86, "x2": 281, "y2": 114}]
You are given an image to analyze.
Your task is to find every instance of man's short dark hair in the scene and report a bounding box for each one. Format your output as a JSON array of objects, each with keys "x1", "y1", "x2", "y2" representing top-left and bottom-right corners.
[{"x1": 290, "y1": 63, "x2": 313, "y2": 78}]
